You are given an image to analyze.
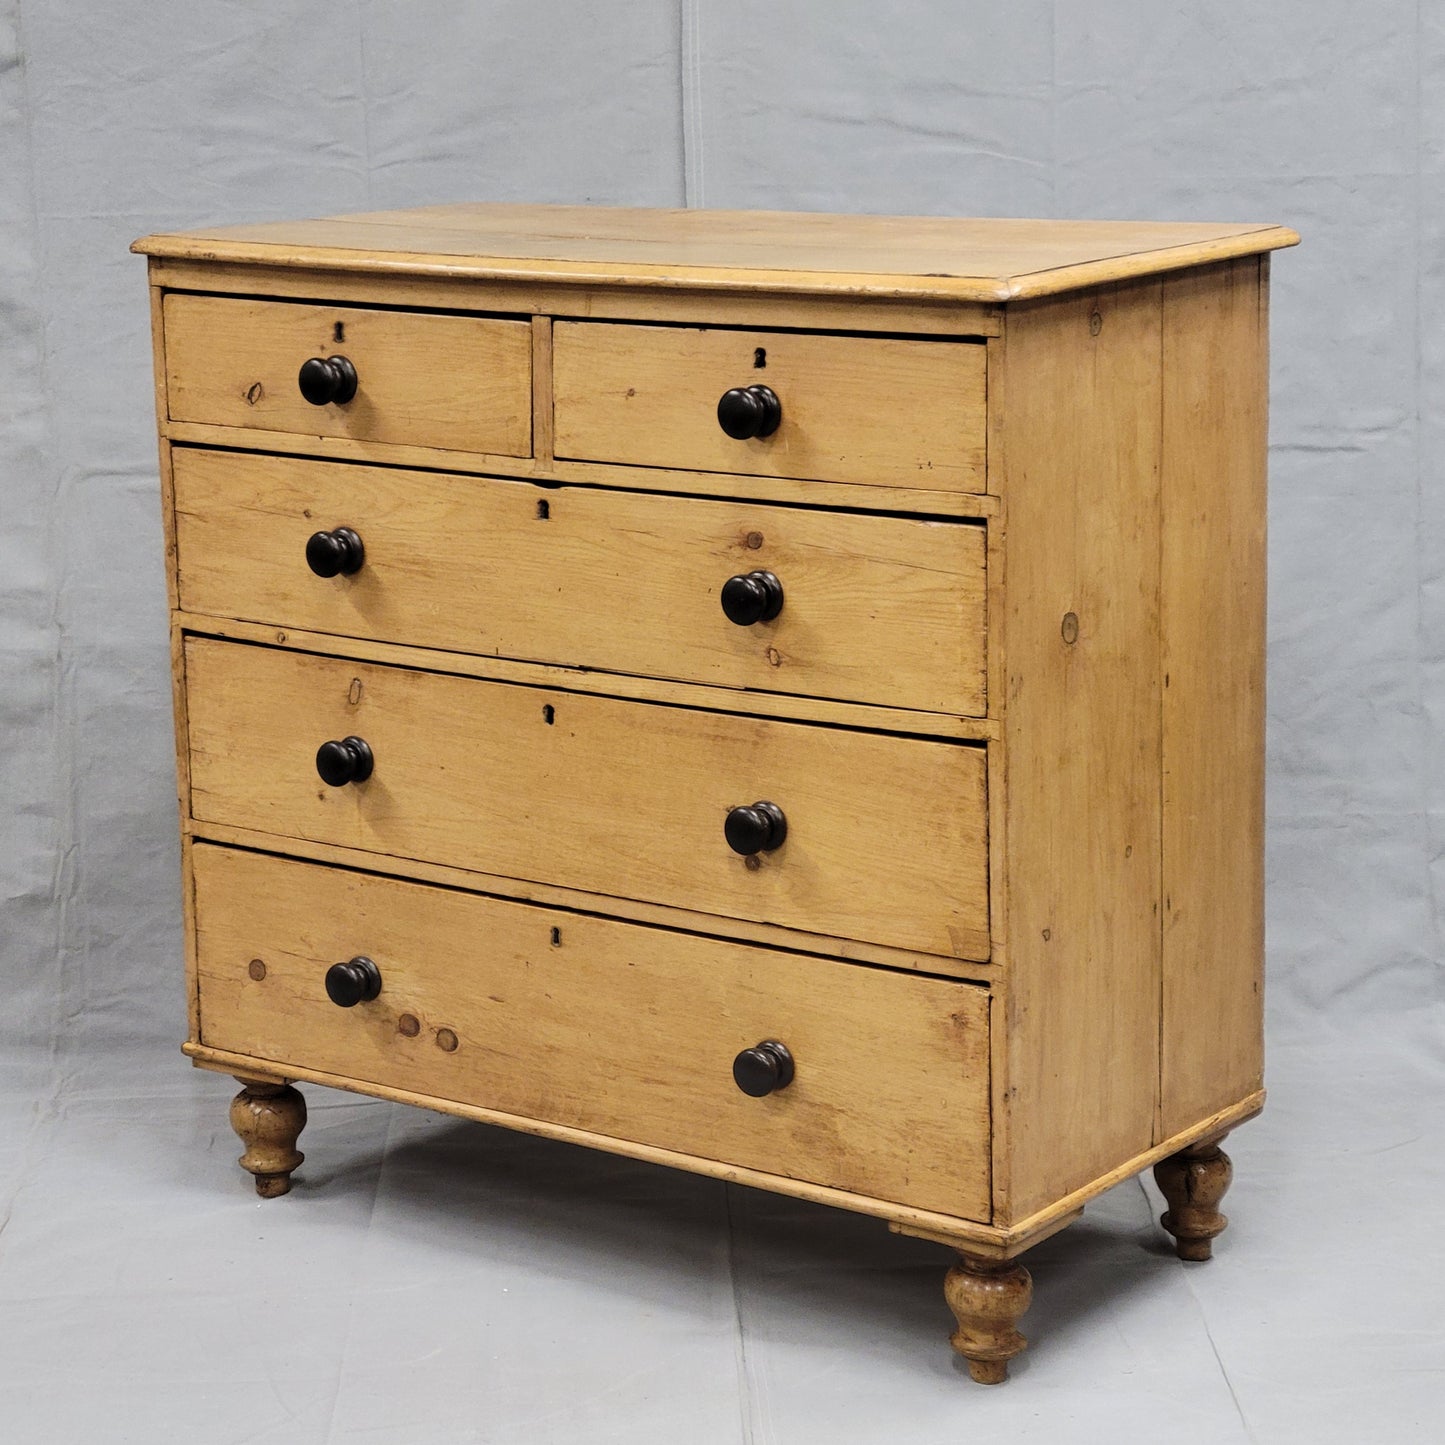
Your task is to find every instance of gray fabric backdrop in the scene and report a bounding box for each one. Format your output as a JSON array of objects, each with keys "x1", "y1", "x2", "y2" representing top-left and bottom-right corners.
[{"x1": 2, "y1": 4, "x2": 1442, "y2": 1441}]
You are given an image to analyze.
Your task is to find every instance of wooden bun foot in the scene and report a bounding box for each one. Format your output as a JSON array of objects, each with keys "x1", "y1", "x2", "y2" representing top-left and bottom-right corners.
[
  {"x1": 229, "y1": 1077, "x2": 306, "y2": 1198},
  {"x1": 944, "y1": 1252, "x2": 1032, "y2": 1384},
  {"x1": 1154, "y1": 1135, "x2": 1232, "y2": 1261}
]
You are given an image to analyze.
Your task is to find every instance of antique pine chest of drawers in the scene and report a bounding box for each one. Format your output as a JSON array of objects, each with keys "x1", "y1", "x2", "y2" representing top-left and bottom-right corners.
[{"x1": 133, "y1": 205, "x2": 1297, "y2": 1383}]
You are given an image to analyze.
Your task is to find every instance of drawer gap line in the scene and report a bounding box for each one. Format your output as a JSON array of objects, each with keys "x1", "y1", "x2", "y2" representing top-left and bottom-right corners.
[
  {"x1": 180, "y1": 627, "x2": 991, "y2": 746},
  {"x1": 166, "y1": 440, "x2": 992, "y2": 524},
  {"x1": 189, "y1": 837, "x2": 994, "y2": 986}
]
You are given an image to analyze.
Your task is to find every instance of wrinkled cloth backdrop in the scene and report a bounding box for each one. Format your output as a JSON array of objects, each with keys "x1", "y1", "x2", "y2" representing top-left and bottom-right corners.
[{"x1": 2, "y1": 4, "x2": 1441, "y2": 1442}]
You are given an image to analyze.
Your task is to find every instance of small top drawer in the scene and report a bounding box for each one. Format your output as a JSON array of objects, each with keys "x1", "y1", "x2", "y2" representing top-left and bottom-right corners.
[
  {"x1": 552, "y1": 322, "x2": 987, "y2": 493},
  {"x1": 162, "y1": 294, "x2": 533, "y2": 456}
]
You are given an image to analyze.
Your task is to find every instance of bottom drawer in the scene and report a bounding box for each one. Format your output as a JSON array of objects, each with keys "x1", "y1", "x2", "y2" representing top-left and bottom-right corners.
[{"x1": 193, "y1": 845, "x2": 992, "y2": 1221}]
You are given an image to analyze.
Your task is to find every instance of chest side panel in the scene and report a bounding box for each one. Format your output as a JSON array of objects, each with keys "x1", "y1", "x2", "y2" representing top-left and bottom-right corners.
[
  {"x1": 995, "y1": 278, "x2": 1165, "y2": 1223},
  {"x1": 1158, "y1": 257, "x2": 1268, "y2": 1132}
]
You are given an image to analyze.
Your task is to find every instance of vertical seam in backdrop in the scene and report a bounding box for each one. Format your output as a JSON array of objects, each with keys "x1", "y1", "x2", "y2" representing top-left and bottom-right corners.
[
  {"x1": 1412, "y1": 0, "x2": 1441, "y2": 974},
  {"x1": 680, "y1": 0, "x2": 704, "y2": 207},
  {"x1": 10, "y1": 0, "x2": 70, "y2": 1090},
  {"x1": 356, "y1": 3, "x2": 374, "y2": 205}
]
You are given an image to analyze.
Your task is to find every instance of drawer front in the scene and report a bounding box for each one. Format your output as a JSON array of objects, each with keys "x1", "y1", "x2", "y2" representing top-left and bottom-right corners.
[
  {"x1": 172, "y1": 449, "x2": 987, "y2": 717},
  {"x1": 194, "y1": 845, "x2": 992, "y2": 1219},
  {"x1": 163, "y1": 294, "x2": 533, "y2": 455},
  {"x1": 184, "y1": 639, "x2": 989, "y2": 959},
  {"x1": 553, "y1": 322, "x2": 987, "y2": 492}
]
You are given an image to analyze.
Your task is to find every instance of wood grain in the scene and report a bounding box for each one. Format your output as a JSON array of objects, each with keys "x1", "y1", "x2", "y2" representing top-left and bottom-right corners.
[
  {"x1": 162, "y1": 294, "x2": 532, "y2": 455},
  {"x1": 183, "y1": 637, "x2": 991, "y2": 958},
  {"x1": 147, "y1": 278, "x2": 181, "y2": 614},
  {"x1": 554, "y1": 321, "x2": 987, "y2": 492},
  {"x1": 228, "y1": 1079, "x2": 306, "y2": 1198},
  {"x1": 147, "y1": 257, "x2": 1004, "y2": 336},
  {"x1": 890, "y1": 1088, "x2": 1263, "y2": 1257},
  {"x1": 530, "y1": 314, "x2": 554, "y2": 467},
  {"x1": 161, "y1": 420, "x2": 1000, "y2": 519},
  {"x1": 944, "y1": 1255, "x2": 1032, "y2": 1384},
  {"x1": 173, "y1": 612, "x2": 997, "y2": 741},
  {"x1": 993, "y1": 278, "x2": 1166, "y2": 1223},
  {"x1": 1154, "y1": 1137, "x2": 1234, "y2": 1261},
  {"x1": 193, "y1": 844, "x2": 992, "y2": 1219},
  {"x1": 149, "y1": 276, "x2": 202, "y2": 1040},
  {"x1": 134, "y1": 204, "x2": 1299, "y2": 302},
  {"x1": 170, "y1": 448, "x2": 987, "y2": 715},
  {"x1": 1158, "y1": 258, "x2": 1267, "y2": 1135},
  {"x1": 182, "y1": 821, "x2": 997, "y2": 983},
  {"x1": 171, "y1": 635, "x2": 200, "y2": 1039}
]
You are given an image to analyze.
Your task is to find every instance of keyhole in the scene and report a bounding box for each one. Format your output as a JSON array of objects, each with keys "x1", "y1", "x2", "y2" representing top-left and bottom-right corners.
[
  {"x1": 333, "y1": 321, "x2": 345, "y2": 343},
  {"x1": 753, "y1": 347, "x2": 767, "y2": 369},
  {"x1": 536, "y1": 499, "x2": 550, "y2": 520},
  {"x1": 549, "y1": 927, "x2": 562, "y2": 946},
  {"x1": 542, "y1": 704, "x2": 555, "y2": 724}
]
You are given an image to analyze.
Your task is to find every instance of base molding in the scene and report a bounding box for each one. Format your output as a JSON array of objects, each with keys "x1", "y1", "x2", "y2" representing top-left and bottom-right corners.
[{"x1": 892, "y1": 1091, "x2": 1264, "y2": 1258}]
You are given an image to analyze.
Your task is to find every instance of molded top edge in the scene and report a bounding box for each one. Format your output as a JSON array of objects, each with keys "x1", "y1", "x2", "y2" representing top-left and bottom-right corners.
[{"x1": 133, "y1": 202, "x2": 1300, "y2": 302}]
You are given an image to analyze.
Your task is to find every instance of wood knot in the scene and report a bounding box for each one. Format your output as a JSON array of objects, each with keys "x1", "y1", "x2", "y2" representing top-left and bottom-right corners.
[{"x1": 1061, "y1": 612, "x2": 1079, "y2": 645}]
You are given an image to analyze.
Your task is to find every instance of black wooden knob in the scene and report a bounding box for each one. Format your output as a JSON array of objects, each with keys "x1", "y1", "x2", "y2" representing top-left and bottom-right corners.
[
  {"x1": 305, "y1": 527, "x2": 365, "y2": 578},
  {"x1": 725, "y1": 800, "x2": 787, "y2": 855},
  {"x1": 720, "y1": 570, "x2": 784, "y2": 626},
  {"x1": 733, "y1": 1040, "x2": 794, "y2": 1097},
  {"x1": 298, "y1": 354, "x2": 358, "y2": 406},
  {"x1": 717, "y1": 384, "x2": 781, "y2": 440},
  {"x1": 315, "y1": 735, "x2": 374, "y2": 787},
  {"x1": 325, "y1": 956, "x2": 382, "y2": 1007}
]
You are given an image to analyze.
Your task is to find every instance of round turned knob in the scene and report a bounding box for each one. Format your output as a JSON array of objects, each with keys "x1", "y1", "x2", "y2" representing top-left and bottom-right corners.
[
  {"x1": 720, "y1": 570, "x2": 784, "y2": 626},
  {"x1": 724, "y1": 800, "x2": 787, "y2": 855},
  {"x1": 297, "y1": 354, "x2": 358, "y2": 406},
  {"x1": 733, "y1": 1040, "x2": 794, "y2": 1097},
  {"x1": 305, "y1": 526, "x2": 365, "y2": 578},
  {"x1": 324, "y1": 955, "x2": 382, "y2": 1007},
  {"x1": 717, "y1": 384, "x2": 781, "y2": 440},
  {"x1": 315, "y1": 735, "x2": 374, "y2": 787}
]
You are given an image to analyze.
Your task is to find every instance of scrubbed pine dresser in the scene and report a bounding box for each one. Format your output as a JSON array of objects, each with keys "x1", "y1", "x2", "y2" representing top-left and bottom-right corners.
[{"x1": 133, "y1": 205, "x2": 1296, "y2": 1383}]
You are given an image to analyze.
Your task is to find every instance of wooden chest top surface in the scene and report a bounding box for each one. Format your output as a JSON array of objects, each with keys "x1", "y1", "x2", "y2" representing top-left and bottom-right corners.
[{"x1": 133, "y1": 202, "x2": 1298, "y2": 301}]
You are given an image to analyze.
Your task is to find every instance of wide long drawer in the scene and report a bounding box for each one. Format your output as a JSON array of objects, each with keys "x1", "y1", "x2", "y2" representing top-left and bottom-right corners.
[
  {"x1": 163, "y1": 294, "x2": 533, "y2": 455},
  {"x1": 172, "y1": 448, "x2": 987, "y2": 716},
  {"x1": 193, "y1": 845, "x2": 992, "y2": 1219},
  {"x1": 553, "y1": 321, "x2": 988, "y2": 492},
  {"x1": 184, "y1": 638, "x2": 990, "y2": 959}
]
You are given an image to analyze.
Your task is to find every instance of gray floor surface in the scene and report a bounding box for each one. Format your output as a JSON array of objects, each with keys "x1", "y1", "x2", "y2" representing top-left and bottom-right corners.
[{"x1": 0, "y1": 1013, "x2": 1440, "y2": 1444}]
